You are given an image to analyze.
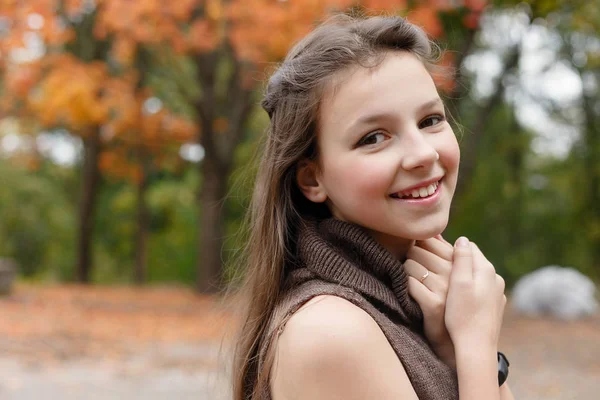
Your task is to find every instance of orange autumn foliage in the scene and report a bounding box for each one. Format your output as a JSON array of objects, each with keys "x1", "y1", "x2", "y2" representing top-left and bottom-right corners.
[
  {"x1": 89, "y1": 0, "x2": 485, "y2": 66},
  {"x1": 0, "y1": 0, "x2": 488, "y2": 85},
  {"x1": 0, "y1": 0, "x2": 488, "y2": 182},
  {"x1": 0, "y1": 0, "x2": 488, "y2": 99},
  {"x1": 227, "y1": 0, "x2": 352, "y2": 63},
  {"x1": 0, "y1": 1, "x2": 198, "y2": 182},
  {"x1": 408, "y1": 4, "x2": 444, "y2": 38},
  {"x1": 0, "y1": 1, "x2": 75, "y2": 48},
  {"x1": 432, "y1": 50, "x2": 458, "y2": 93},
  {"x1": 94, "y1": 0, "x2": 219, "y2": 62},
  {"x1": 27, "y1": 55, "x2": 111, "y2": 132},
  {"x1": 1, "y1": 61, "x2": 42, "y2": 109},
  {"x1": 97, "y1": 90, "x2": 196, "y2": 183}
]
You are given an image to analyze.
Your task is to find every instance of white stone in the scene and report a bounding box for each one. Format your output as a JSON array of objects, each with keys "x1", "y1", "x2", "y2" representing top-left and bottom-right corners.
[{"x1": 511, "y1": 265, "x2": 598, "y2": 320}]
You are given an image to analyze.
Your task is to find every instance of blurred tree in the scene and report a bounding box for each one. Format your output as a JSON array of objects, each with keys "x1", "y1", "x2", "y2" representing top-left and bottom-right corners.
[
  {"x1": 443, "y1": 0, "x2": 600, "y2": 281},
  {"x1": 495, "y1": 0, "x2": 600, "y2": 272},
  {"x1": 557, "y1": 5, "x2": 600, "y2": 273},
  {"x1": 97, "y1": 88, "x2": 196, "y2": 284},
  {"x1": 0, "y1": 1, "x2": 195, "y2": 283},
  {"x1": 0, "y1": 156, "x2": 76, "y2": 279}
]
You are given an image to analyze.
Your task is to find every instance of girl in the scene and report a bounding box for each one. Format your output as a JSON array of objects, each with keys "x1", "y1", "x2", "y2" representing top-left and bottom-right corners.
[{"x1": 232, "y1": 14, "x2": 514, "y2": 400}]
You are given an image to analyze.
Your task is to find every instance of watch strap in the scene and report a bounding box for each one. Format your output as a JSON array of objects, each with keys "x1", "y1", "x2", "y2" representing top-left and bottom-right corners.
[{"x1": 497, "y1": 351, "x2": 510, "y2": 386}]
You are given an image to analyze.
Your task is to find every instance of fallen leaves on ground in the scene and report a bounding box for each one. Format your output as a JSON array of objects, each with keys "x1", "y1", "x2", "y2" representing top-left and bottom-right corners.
[{"x1": 0, "y1": 283, "x2": 235, "y2": 363}]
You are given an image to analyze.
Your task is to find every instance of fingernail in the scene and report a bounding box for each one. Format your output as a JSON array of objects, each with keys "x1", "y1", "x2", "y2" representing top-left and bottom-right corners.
[{"x1": 455, "y1": 236, "x2": 469, "y2": 248}]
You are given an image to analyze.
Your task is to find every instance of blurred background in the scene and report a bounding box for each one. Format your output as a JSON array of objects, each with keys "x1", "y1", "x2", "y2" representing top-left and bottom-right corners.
[{"x1": 0, "y1": 0, "x2": 598, "y2": 399}]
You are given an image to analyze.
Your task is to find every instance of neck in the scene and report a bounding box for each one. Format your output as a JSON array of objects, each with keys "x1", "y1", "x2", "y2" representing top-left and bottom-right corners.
[{"x1": 363, "y1": 228, "x2": 415, "y2": 261}]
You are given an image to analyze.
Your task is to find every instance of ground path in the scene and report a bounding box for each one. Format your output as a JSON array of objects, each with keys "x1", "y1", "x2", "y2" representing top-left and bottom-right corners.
[{"x1": 1, "y1": 284, "x2": 599, "y2": 399}]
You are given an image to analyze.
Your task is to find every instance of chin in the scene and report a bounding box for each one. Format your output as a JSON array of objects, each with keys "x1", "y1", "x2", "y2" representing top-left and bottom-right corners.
[{"x1": 403, "y1": 219, "x2": 449, "y2": 241}]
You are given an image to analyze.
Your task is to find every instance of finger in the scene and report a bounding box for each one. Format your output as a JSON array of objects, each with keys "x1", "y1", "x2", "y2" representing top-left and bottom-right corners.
[
  {"x1": 415, "y1": 237, "x2": 453, "y2": 261},
  {"x1": 403, "y1": 259, "x2": 430, "y2": 283},
  {"x1": 434, "y1": 234, "x2": 452, "y2": 246},
  {"x1": 451, "y1": 236, "x2": 473, "y2": 282},
  {"x1": 407, "y1": 245, "x2": 451, "y2": 276},
  {"x1": 470, "y1": 242, "x2": 496, "y2": 280},
  {"x1": 496, "y1": 274, "x2": 506, "y2": 298},
  {"x1": 404, "y1": 260, "x2": 447, "y2": 295},
  {"x1": 496, "y1": 274, "x2": 506, "y2": 292},
  {"x1": 408, "y1": 276, "x2": 443, "y2": 313}
]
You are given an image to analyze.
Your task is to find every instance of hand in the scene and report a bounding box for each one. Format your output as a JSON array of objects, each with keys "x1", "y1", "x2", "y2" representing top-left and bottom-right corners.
[
  {"x1": 445, "y1": 237, "x2": 507, "y2": 350},
  {"x1": 404, "y1": 235, "x2": 455, "y2": 368}
]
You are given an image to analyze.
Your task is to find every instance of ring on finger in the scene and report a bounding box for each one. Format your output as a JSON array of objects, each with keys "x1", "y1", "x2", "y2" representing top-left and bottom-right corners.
[{"x1": 419, "y1": 269, "x2": 430, "y2": 283}]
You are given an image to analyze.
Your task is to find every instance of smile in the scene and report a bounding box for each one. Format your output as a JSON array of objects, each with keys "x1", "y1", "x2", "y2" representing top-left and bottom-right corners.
[
  {"x1": 390, "y1": 179, "x2": 441, "y2": 199},
  {"x1": 389, "y1": 179, "x2": 442, "y2": 202}
]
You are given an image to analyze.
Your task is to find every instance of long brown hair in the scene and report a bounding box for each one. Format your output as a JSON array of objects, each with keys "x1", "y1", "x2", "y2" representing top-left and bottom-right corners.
[{"x1": 231, "y1": 13, "x2": 437, "y2": 399}]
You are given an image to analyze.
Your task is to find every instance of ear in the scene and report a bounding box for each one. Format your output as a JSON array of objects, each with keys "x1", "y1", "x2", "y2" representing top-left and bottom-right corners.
[{"x1": 296, "y1": 160, "x2": 327, "y2": 203}]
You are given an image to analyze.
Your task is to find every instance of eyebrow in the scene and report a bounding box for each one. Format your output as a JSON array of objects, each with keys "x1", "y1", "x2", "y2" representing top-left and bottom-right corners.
[{"x1": 352, "y1": 98, "x2": 444, "y2": 127}]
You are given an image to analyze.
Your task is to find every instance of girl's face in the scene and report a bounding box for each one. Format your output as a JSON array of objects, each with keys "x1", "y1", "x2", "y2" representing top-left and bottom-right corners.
[{"x1": 297, "y1": 51, "x2": 460, "y2": 258}]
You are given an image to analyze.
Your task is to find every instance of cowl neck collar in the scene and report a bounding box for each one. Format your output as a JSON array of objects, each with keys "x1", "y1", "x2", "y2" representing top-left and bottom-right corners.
[{"x1": 292, "y1": 218, "x2": 424, "y2": 329}]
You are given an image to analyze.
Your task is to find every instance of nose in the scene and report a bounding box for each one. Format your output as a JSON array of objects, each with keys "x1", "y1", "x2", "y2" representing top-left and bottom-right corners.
[{"x1": 400, "y1": 131, "x2": 438, "y2": 170}]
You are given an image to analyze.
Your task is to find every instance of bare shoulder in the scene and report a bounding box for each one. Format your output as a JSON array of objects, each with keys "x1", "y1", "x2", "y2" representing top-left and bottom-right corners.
[
  {"x1": 275, "y1": 295, "x2": 380, "y2": 361},
  {"x1": 270, "y1": 295, "x2": 418, "y2": 400}
]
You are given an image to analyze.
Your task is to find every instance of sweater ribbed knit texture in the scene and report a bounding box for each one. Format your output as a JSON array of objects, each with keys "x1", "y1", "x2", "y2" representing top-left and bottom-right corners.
[{"x1": 255, "y1": 218, "x2": 458, "y2": 399}]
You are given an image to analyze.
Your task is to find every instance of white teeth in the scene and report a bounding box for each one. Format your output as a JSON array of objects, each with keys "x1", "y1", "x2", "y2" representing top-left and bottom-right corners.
[{"x1": 396, "y1": 180, "x2": 440, "y2": 199}]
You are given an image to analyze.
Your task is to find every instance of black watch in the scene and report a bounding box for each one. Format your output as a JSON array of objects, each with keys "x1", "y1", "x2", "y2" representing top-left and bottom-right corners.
[{"x1": 497, "y1": 352, "x2": 510, "y2": 386}]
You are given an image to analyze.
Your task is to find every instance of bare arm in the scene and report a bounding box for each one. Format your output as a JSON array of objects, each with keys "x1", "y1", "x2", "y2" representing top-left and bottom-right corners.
[
  {"x1": 454, "y1": 345, "x2": 500, "y2": 400},
  {"x1": 501, "y1": 383, "x2": 515, "y2": 400},
  {"x1": 455, "y1": 344, "x2": 515, "y2": 400}
]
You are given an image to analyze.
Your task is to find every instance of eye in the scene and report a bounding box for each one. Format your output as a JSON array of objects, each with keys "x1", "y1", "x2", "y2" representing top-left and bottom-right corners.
[
  {"x1": 357, "y1": 131, "x2": 387, "y2": 146},
  {"x1": 419, "y1": 114, "x2": 445, "y2": 129}
]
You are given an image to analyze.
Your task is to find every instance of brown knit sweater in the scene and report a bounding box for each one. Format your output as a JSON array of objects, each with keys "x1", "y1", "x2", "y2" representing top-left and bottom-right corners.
[{"x1": 255, "y1": 218, "x2": 458, "y2": 399}]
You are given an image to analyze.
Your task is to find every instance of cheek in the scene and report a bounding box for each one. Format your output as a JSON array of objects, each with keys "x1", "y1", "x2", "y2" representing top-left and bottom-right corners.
[
  {"x1": 325, "y1": 158, "x2": 392, "y2": 201},
  {"x1": 438, "y1": 134, "x2": 460, "y2": 171}
]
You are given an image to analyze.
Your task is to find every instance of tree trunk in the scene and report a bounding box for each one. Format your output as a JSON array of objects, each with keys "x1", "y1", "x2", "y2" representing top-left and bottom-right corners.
[
  {"x1": 196, "y1": 150, "x2": 229, "y2": 293},
  {"x1": 580, "y1": 77, "x2": 600, "y2": 271},
  {"x1": 586, "y1": 127, "x2": 600, "y2": 270},
  {"x1": 455, "y1": 47, "x2": 521, "y2": 199},
  {"x1": 192, "y1": 50, "x2": 254, "y2": 293},
  {"x1": 134, "y1": 160, "x2": 149, "y2": 284},
  {"x1": 506, "y1": 115, "x2": 524, "y2": 252},
  {"x1": 445, "y1": 28, "x2": 477, "y2": 119},
  {"x1": 76, "y1": 127, "x2": 102, "y2": 283},
  {"x1": 566, "y1": 41, "x2": 600, "y2": 273}
]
